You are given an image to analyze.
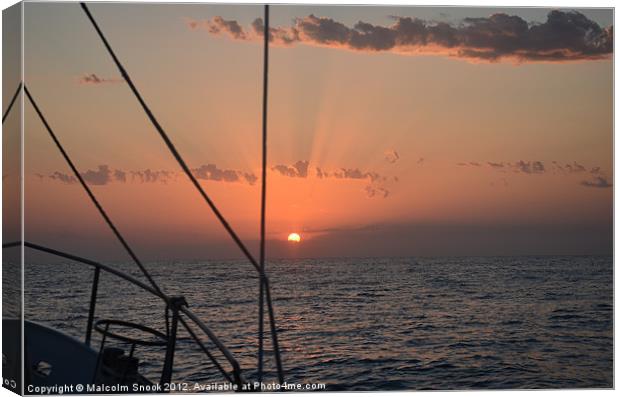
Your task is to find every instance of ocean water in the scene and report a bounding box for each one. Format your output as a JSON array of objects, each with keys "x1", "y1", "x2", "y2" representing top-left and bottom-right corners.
[{"x1": 24, "y1": 256, "x2": 613, "y2": 390}]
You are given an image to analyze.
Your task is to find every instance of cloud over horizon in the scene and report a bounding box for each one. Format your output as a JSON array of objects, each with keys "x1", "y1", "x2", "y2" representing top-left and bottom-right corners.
[
  {"x1": 384, "y1": 149, "x2": 400, "y2": 163},
  {"x1": 38, "y1": 164, "x2": 258, "y2": 186},
  {"x1": 580, "y1": 176, "x2": 612, "y2": 188},
  {"x1": 271, "y1": 160, "x2": 309, "y2": 178},
  {"x1": 271, "y1": 160, "x2": 397, "y2": 198},
  {"x1": 578, "y1": 165, "x2": 612, "y2": 189},
  {"x1": 460, "y1": 160, "x2": 545, "y2": 174},
  {"x1": 188, "y1": 10, "x2": 612, "y2": 63},
  {"x1": 458, "y1": 159, "x2": 611, "y2": 188},
  {"x1": 36, "y1": 160, "x2": 396, "y2": 197},
  {"x1": 78, "y1": 73, "x2": 122, "y2": 85}
]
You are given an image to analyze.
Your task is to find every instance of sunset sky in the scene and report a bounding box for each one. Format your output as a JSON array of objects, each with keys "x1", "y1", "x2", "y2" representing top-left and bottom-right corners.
[{"x1": 8, "y1": 2, "x2": 613, "y2": 261}]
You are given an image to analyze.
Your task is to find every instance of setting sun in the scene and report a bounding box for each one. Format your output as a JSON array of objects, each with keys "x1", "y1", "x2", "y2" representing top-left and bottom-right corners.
[{"x1": 287, "y1": 233, "x2": 301, "y2": 243}]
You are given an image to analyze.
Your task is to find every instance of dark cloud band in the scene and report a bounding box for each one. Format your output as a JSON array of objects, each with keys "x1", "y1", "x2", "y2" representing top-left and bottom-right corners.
[{"x1": 188, "y1": 10, "x2": 612, "y2": 63}]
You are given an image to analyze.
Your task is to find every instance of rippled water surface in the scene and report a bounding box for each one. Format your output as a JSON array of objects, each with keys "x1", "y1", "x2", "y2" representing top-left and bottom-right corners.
[{"x1": 24, "y1": 256, "x2": 613, "y2": 390}]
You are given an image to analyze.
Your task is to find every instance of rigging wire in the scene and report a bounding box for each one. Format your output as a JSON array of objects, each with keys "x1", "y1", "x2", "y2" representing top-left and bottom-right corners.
[
  {"x1": 2, "y1": 82, "x2": 22, "y2": 123},
  {"x1": 79, "y1": 1, "x2": 284, "y2": 382},
  {"x1": 258, "y1": 4, "x2": 268, "y2": 384}
]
